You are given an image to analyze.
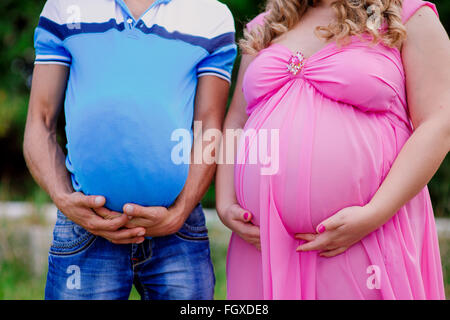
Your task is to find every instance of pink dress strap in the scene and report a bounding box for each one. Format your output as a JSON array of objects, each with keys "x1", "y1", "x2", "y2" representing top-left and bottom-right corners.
[
  {"x1": 401, "y1": 0, "x2": 439, "y2": 24},
  {"x1": 246, "y1": 12, "x2": 269, "y2": 31}
]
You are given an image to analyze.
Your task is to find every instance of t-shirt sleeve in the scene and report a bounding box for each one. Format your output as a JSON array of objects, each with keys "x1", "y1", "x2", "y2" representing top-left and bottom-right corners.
[
  {"x1": 34, "y1": 0, "x2": 72, "y2": 67},
  {"x1": 401, "y1": 0, "x2": 439, "y2": 24},
  {"x1": 196, "y1": 7, "x2": 237, "y2": 83}
]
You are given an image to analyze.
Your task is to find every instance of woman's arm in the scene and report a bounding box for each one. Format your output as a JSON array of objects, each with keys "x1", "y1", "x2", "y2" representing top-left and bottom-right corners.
[
  {"x1": 296, "y1": 7, "x2": 450, "y2": 257},
  {"x1": 216, "y1": 54, "x2": 261, "y2": 250},
  {"x1": 366, "y1": 6, "x2": 450, "y2": 225}
]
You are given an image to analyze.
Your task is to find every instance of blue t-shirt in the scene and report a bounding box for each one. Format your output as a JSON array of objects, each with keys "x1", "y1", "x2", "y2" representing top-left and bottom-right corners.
[{"x1": 34, "y1": 0, "x2": 237, "y2": 211}]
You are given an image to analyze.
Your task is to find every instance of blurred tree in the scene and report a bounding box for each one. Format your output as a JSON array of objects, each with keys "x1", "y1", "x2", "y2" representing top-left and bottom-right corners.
[{"x1": 0, "y1": 0, "x2": 448, "y2": 215}]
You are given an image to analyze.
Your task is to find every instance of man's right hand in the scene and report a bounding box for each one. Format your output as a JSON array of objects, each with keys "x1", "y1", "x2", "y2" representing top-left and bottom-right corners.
[
  {"x1": 56, "y1": 192, "x2": 146, "y2": 244},
  {"x1": 24, "y1": 64, "x2": 145, "y2": 245}
]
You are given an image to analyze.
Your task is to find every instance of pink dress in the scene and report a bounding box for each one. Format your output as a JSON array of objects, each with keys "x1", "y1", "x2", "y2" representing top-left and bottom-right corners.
[{"x1": 227, "y1": 0, "x2": 445, "y2": 300}]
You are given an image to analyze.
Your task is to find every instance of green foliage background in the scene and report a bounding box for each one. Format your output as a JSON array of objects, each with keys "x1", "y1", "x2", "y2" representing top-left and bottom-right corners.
[{"x1": 0, "y1": 0, "x2": 448, "y2": 215}]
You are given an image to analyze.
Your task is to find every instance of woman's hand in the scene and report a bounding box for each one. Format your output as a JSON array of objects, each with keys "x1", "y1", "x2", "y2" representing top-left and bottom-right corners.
[
  {"x1": 218, "y1": 203, "x2": 261, "y2": 250},
  {"x1": 295, "y1": 206, "x2": 378, "y2": 258}
]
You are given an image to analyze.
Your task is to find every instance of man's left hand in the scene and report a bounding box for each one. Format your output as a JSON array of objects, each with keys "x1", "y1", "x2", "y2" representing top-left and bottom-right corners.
[{"x1": 122, "y1": 204, "x2": 185, "y2": 237}]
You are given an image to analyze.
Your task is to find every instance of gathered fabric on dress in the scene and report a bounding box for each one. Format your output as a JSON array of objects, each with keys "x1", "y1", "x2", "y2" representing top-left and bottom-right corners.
[{"x1": 227, "y1": 0, "x2": 445, "y2": 299}]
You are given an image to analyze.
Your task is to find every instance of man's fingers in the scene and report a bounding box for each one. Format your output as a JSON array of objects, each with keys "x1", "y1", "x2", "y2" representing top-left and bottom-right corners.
[
  {"x1": 99, "y1": 227, "x2": 146, "y2": 242},
  {"x1": 123, "y1": 204, "x2": 154, "y2": 219},
  {"x1": 94, "y1": 207, "x2": 122, "y2": 220},
  {"x1": 110, "y1": 237, "x2": 145, "y2": 245},
  {"x1": 124, "y1": 217, "x2": 156, "y2": 229},
  {"x1": 76, "y1": 193, "x2": 106, "y2": 209},
  {"x1": 87, "y1": 213, "x2": 129, "y2": 232}
]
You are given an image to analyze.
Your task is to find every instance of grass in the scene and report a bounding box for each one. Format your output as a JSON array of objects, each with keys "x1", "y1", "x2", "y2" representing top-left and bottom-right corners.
[
  {"x1": 0, "y1": 219, "x2": 230, "y2": 300},
  {"x1": 0, "y1": 230, "x2": 448, "y2": 300},
  {"x1": 0, "y1": 250, "x2": 228, "y2": 300},
  {"x1": 439, "y1": 239, "x2": 450, "y2": 298},
  {"x1": 0, "y1": 261, "x2": 46, "y2": 300}
]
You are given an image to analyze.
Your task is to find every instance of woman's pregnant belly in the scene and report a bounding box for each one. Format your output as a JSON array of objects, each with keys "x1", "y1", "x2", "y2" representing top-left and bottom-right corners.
[
  {"x1": 236, "y1": 84, "x2": 395, "y2": 234},
  {"x1": 65, "y1": 96, "x2": 190, "y2": 212}
]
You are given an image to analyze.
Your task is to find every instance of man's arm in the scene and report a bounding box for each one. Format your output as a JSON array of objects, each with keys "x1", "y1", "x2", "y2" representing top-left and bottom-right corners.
[
  {"x1": 24, "y1": 65, "x2": 72, "y2": 201},
  {"x1": 123, "y1": 75, "x2": 230, "y2": 236},
  {"x1": 172, "y1": 75, "x2": 229, "y2": 216},
  {"x1": 24, "y1": 64, "x2": 146, "y2": 244}
]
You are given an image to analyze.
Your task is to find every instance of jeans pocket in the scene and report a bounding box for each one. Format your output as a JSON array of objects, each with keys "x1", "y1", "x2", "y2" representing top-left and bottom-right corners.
[
  {"x1": 49, "y1": 210, "x2": 96, "y2": 256},
  {"x1": 175, "y1": 204, "x2": 209, "y2": 241}
]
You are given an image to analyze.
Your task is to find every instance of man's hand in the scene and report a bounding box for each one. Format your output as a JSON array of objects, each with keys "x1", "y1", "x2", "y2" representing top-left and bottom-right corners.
[
  {"x1": 122, "y1": 204, "x2": 185, "y2": 237},
  {"x1": 57, "y1": 192, "x2": 146, "y2": 244}
]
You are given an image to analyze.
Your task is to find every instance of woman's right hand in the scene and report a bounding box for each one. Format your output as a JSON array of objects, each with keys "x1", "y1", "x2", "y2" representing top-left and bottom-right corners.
[{"x1": 218, "y1": 203, "x2": 261, "y2": 250}]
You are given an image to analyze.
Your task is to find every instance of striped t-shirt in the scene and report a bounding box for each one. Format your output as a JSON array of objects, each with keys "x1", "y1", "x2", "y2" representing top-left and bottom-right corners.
[{"x1": 34, "y1": 0, "x2": 237, "y2": 211}]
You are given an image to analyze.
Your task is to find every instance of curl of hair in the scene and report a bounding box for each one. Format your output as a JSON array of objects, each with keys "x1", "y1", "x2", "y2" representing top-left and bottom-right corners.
[{"x1": 240, "y1": 0, "x2": 406, "y2": 55}]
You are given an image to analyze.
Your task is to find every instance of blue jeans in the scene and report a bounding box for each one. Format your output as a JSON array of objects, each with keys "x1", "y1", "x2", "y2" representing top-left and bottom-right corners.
[{"x1": 45, "y1": 204, "x2": 215, "y2": 300}]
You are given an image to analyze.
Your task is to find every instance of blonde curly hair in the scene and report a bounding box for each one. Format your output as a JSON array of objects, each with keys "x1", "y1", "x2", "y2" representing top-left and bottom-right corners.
[{"x1": 240, "y1": 0, "x2": 407, "y2": 55}]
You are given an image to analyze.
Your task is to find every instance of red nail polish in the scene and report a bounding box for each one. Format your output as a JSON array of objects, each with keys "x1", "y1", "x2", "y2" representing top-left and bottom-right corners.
[
  {"x1": 243, "y1": 212, "x2": 249, "y2": 221},
  {"x1": 317, "y1": 224, "x2": 326, "y2": 234}
]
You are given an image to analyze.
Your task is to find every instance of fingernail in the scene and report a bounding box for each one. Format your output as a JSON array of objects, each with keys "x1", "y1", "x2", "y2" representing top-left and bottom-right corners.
[
  {"x1": 95, "y1": 196, "x2": 104, "y2": 206},
  {"x1": 124, "y1": 205, "x2": 133, "y2": 214},
  {"x1": 137, "y1": 231, "x2": 145, "y2": 237},
  {"x1": 317, "y1": 224, "x2": 326, "y2": 234},
  {"x1": 127, "y1": 215, "x2": 133, "y2": 220},
  {"x1": 243, "y1": 212, "x2": 250, "y2": 221},
  {"x1": 137, "y1": 238, "x2": 145, "y2": 244}
]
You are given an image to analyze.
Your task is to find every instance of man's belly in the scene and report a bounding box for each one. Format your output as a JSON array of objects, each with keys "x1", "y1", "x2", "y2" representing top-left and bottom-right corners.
[{"x1": 65, "y1": 98, "x2": 191, "y2": 212}]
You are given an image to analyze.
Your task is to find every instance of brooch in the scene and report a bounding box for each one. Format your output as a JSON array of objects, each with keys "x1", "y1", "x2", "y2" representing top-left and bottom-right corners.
[{"x1": 287, "y1": 52, "x2": 306, "y2": 75}]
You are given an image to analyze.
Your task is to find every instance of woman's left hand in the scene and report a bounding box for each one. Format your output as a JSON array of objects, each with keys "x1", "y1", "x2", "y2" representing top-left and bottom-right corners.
[{"x1": 295, "y1": 205, "x2": 379, "y2": 258}]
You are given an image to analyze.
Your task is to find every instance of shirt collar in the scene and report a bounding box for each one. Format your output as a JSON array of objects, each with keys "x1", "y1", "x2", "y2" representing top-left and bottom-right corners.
[
  {"x1": 116, "y1": 0, "x2": 172, "y2": 7},
  {"x1": 116, "y1": 0, "x2": 172, "y2": 21},
  {"x1": 154, "y1": 0, "x2": 172, "y2": 4}
]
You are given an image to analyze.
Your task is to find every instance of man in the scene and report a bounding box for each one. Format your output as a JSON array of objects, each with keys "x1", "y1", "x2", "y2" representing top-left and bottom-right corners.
[{"x1": 23, "y1": 0, "x2": 236, "y2": 300}]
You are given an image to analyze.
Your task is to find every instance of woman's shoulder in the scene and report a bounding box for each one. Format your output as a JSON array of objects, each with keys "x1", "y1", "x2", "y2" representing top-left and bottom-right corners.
[
  {"x1": 246, "y1": 11, "x2": 270, "y2": 32},
  {"x1": 401, "y1": 0, "x2": 439, "y2": 24}
]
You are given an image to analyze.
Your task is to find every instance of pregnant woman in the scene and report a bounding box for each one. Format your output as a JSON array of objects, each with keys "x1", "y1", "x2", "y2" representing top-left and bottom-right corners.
[{"x1": 216, "y1": 0, "x2": 449, "y2": 299}]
